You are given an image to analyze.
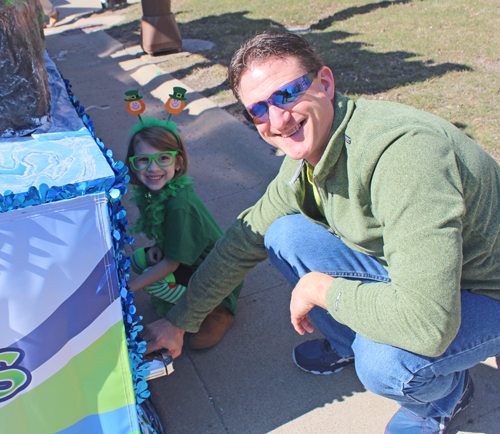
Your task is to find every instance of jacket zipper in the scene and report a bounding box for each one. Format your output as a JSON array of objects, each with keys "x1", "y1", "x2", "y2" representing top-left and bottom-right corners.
[{"x1": 314, "y1": 177, "x2": 340, "y2": 237}]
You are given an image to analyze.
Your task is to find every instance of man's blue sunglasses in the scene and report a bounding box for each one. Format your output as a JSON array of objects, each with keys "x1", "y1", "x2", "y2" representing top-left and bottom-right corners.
[{"x1": 244, "y1": 71, "x2": 317, "y2": 124}]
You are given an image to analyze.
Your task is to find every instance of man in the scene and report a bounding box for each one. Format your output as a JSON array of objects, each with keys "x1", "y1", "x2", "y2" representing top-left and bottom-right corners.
[{"x1": 142, "y1": 31, "x2": 500, "y2": 433}]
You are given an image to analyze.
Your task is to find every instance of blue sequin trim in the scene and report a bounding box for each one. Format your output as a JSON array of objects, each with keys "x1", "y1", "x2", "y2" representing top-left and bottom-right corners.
[{"x1": 0, "y1": 76, "x2": 154, "y2": 432}]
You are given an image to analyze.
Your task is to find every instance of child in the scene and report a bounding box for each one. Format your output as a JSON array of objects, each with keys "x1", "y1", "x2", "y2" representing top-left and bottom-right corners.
[{"x1": 125, "y1": 117, "x2": 243, "y2": 350}]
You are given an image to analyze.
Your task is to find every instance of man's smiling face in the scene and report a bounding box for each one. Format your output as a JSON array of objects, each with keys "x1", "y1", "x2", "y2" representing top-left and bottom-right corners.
[{"x1": 239, "y1": 56, "x2": 336, "y2": 166}]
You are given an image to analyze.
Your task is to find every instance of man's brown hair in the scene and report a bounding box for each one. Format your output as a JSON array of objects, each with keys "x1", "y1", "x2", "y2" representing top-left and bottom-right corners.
[{"x1": 228, "y1": 31, "x2": 324, "y2": 102}]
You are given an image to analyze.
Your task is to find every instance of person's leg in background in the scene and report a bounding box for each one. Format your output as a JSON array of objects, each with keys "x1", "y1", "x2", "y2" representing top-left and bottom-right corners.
[
  {"x1": 39, "y1": 0, "x2": 59, "y2": 27},
  {"x1": 100, "y1": 0, "x2": 128, "y2": 8}
]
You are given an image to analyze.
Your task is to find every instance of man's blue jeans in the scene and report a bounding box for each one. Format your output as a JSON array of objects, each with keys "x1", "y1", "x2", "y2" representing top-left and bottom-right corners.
[{"x1": 264, "y1": 214, "x2": 500, "y2": 418}]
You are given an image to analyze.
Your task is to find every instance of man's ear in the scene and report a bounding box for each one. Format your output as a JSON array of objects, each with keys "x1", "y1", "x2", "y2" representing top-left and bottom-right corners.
[{"x1": 317, "y1": 66, "x2": 335, "y2": 100}]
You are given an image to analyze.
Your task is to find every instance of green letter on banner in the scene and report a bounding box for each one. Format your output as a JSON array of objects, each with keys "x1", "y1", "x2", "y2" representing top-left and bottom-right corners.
[{"x1": 0, "y1": 349, "x2": 32, "y2": 403}]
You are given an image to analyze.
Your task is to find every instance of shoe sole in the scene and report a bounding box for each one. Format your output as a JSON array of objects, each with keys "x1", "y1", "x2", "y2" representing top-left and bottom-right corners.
[{"x1": 292, "y1": 351, "x2": 354, "y2": 375}]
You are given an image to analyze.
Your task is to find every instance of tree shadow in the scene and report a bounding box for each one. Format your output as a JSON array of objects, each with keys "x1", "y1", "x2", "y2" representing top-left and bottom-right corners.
[
  {"x1": 105, "y1": 2, "x2": 472, "y2": 98},
  {"x1": 311, "y1": 0, "x2": 415, "y2": 31},
  {"x1": 179, "y1": 13, "x2": 471, "y2": 96},
  {"x1": 314, "y1": 39, "x2": 472, "y2": 94}
]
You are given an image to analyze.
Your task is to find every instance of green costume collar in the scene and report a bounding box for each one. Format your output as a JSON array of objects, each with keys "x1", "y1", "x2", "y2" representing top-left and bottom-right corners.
[{"x1": 130, "y1": 175, "x2": 194, "y2": 246}]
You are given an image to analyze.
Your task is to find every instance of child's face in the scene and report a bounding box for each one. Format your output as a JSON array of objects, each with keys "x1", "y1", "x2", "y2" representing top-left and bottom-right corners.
[{"x1": 133, "y1": 140, "x2": 181, "y2": 192}]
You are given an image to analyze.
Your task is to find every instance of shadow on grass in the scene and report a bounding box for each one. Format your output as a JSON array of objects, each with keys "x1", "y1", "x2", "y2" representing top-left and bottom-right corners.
[
  {"x1": 105, "y1": 1, "x2": 472, "y2": 97},
  {"x1": 311, "y1": 0, "x2": 414, "y2": 31},
  {"x1": 321, "y1": 41, "x2": 472, "y2": 95}
]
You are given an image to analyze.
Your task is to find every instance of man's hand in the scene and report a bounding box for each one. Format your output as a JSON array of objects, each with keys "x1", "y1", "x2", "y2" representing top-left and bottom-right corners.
[
  {"x1": 141, "y1": 318, "x2": 185, "y2": 359},
  {"x1": 146, "y1": 244, "x2": 164, "y2": 266},
  {"x1": 290, "y1": 271, "x2": 334, "y2": 335}
]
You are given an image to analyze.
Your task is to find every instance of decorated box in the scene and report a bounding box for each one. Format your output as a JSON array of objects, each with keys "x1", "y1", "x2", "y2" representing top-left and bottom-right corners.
[{"x1": 0, "y1": 54, "x2": 156, "y2": 434}]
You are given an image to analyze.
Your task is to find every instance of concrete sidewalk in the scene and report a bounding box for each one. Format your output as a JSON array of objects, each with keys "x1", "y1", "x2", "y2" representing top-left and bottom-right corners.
[{"x1": 43, "y1": 2, "x2": 499, "y2": 433}]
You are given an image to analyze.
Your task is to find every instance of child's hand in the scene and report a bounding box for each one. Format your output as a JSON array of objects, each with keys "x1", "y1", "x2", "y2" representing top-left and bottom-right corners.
[{"x1": 146, "y1": 244, "x2": 164, "y2": 265}]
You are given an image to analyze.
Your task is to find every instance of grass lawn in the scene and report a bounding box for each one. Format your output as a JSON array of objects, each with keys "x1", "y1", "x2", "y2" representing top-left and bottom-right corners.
[{"x1": 104, "y1": 0, "x2": 499, "y2": 158}]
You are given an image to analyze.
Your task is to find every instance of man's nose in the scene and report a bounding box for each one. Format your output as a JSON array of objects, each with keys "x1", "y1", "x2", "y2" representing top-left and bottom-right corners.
[{"x1": 268, "y1": 104, "x2": 291, "y2": 130}]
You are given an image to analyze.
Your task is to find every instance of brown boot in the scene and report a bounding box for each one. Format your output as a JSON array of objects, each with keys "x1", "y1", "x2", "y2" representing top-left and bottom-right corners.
[{"x1": 189, "y1": 306, "x2": 234, "y2": 350}]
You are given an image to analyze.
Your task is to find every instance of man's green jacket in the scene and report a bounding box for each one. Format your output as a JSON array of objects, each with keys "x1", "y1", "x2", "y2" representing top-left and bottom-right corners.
[{"x1": 167, "y1": 93, "x2": 500, "y2": 357}]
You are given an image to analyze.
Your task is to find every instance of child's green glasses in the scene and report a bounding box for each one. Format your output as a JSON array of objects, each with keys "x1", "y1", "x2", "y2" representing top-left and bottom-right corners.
[{"x1": 129, "y1": 151, "x2": 178, "y2": 171}]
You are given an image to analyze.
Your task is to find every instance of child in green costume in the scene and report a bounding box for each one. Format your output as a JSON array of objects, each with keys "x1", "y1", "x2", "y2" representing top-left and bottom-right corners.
[{"x1": 125, "y1": 117, "x2": 243, "y2": 349}]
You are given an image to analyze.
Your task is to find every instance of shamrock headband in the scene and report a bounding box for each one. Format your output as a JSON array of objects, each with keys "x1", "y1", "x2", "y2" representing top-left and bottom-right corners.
[
  {"x1": 128, "y1": 116, "x2": 183, "y2": 150},
  {"x1": 125, "y1": 87, "x2": 188, "y2": 150}
]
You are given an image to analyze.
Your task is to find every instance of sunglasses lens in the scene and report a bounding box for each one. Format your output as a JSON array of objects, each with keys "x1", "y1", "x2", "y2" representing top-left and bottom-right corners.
[
  {"x1": 245, "y1": 73, "x2": 315, "y2": 124},
  {"x1": 247, "y1": 101, "x2": 269, "y2": 123},
  {"x1": 271, "y1": 77, "x2": 308, "y2": 108}
]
